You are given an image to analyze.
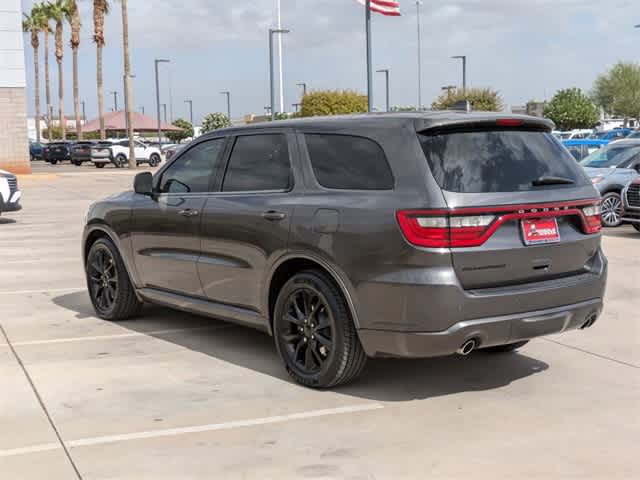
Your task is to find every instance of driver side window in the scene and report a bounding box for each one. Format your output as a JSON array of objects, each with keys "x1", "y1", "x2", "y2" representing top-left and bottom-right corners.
[{"x1": 158, "y1": 138, "x2": 226, "y2": 194}]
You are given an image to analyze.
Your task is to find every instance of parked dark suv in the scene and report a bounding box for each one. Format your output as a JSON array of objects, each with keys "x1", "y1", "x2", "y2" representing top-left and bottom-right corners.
[
  {"x1": 42, "y1": 141, "x2": 73, "y2": 164},
  {"x1": 82, "y1": 113, "x2": 607, "y2": 388}
]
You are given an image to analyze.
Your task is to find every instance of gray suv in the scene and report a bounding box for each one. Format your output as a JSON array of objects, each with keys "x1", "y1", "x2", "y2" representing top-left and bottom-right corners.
[{"x1": 83, "y1": 113, "x2": 608, "y2": 388}]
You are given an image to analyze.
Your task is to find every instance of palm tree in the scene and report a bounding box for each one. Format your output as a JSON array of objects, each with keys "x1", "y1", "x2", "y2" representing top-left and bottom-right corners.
[
  {"x1": 120, "y1": 0, "x2": 136, "y2": 169},
  {"x1": 37, "y1": 4, "x2": 53, "y2": 142},
  {"x1": 66, "y1": 0, "x2": 82, "y2": 140},
  {"x1": 46, "y1": 0, "x2": 69, "y2": 140},
  {"x1": 22, "y1": 7, "x2": 45, "y2": 143},
  {"x1": 93, "y1": 1, "x2": 110, "y2": 140}
]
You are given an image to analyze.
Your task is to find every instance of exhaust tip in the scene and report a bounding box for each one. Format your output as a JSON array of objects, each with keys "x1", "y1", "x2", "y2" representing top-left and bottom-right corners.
[
  {"x1": 457, "y1": 338, "x2": 477, "y2": 356},
  {"x1": 580, "y1": 313, "x2": 598, "y2": 330}
]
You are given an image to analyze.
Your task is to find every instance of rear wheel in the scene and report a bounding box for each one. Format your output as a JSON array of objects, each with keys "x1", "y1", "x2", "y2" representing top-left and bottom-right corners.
[
  {"x1": 273, "y1": 270, "x2": 366, "y2": 388},
  {"x1": 50, "y1": 159, "x2": 58, "y2": 165},
  {"x1": 86, "y1": 237, "x2": 142, "y2": 321},
  {"x1": 149, "y1": 153, "x2": 160, "y2": 167},
  {"x1": 72, "y1": 160, "x2": 82, "y2": 166},
  {"x1": 115, "y1": 154, "x2": 127, "y2": 168},
  {"x1": 601, "y1": 192, "x2": 623, "y2": 227},
  {"x1": 483, "y1": 340, "x2": 529, "y2": 353},
  {"x1": 95, "y1": 163, "x2": 105, "y2": 169}
]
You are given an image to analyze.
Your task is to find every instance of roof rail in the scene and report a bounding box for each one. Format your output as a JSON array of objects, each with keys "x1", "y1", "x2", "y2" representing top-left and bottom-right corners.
[{"x1": 448, "y1": 100, "x2": 472, "y2": 113}]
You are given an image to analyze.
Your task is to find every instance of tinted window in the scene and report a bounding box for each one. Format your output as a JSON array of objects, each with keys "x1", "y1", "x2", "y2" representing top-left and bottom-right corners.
[
  {"x1": 419, "y1": 129, "x2": 588, "y2": 193},
  {"x1": 158, "y1": 138, "x2": 226, "y2": 194},
  {"x1": 304, "y1": 134, "x2": 393, "y2": 190},
  {"x1": 222, "y1": 134, "x2": 291, "y2": 192},
  {"x1": 580, "y1": 145, "x2": 640, "y2": 168}
]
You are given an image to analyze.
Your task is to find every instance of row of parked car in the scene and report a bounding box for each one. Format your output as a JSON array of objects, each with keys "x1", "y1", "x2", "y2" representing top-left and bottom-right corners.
[{"x1": 29, "y1": 139, "x2": 164, "y2": 168}]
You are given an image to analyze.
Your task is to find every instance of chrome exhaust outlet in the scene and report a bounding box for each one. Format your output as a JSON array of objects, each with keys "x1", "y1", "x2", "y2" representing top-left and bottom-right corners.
[
  {"x1": 457, "y1": 339, "x2": 477, "y2": 356},
  {"x1": 580, "y1": 313, "x2": 598, "y2": 330}
]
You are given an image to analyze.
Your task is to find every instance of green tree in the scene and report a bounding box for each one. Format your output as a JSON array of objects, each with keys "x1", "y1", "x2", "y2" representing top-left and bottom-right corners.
[
  {"x1": 300, "y1": 90, "x2": 368, "y2": 117},
  {"x1": 431, "y1": 87, "x2": 503, "y2": 112},
  {"x1": 201, "y1": 112, "x2": 231, "y2": 133},
  {"x1": 543, "y1": 88, "x2": 599, "y2": 130},
  {"x1": 592, "y1": 62, "x2": 640, "y2": 122},
  {"x1": 167, "y1": 118, "x2": 193, "y2": 142}
]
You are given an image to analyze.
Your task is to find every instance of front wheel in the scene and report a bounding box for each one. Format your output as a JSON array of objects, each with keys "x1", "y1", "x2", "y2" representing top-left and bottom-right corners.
[
  {"x1": 95, "y1": 163, "x2": 105, "y2": 169},
  {"x1": 50, "y1": 159, "x2": 58, "y2": 165},
  {"x1": 149, "y1": 153, "x2": 161, "y2": 167},
  {"x1": 601, "y1": 192, "x2": 623, "y2": 227},
  {"x1": 72, "y1": 160, "x2": 82, "y2": 166},
  {"x1": 86, "y1": 237, "x2": 142, "y2": 321},
  {"x1": 273, "y1": 270, "x2": 366, "y2": 388}
]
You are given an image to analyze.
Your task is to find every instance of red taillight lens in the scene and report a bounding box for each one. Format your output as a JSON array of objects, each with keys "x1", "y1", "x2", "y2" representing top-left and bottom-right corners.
[
  {"x1": 397, "y1": 211, "x2": 495, "y2": 248},
  {"x1": 582, "y1": 204, "x2": 602, "y2": 234}
]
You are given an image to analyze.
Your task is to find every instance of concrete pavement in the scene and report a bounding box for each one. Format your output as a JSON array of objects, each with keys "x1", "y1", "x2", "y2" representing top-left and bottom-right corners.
[{"x1": 1, "y1": 163, "x2": 638, "y2": 479}]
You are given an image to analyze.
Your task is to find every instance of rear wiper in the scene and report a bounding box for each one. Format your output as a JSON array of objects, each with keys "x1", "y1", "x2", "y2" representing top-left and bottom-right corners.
[{"x1": 531, "y1": 176, "x2": 575, "y2": 186}]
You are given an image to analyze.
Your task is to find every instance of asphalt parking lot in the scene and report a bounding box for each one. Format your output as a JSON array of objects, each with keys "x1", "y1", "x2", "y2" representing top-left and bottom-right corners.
[{"x1": 1, "y1": 162, "x2": 639, "y2": 479}]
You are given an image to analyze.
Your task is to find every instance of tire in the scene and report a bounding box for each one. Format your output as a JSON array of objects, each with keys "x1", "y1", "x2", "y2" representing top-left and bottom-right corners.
[
  {"x1": 149, "y1": 153, "x2": 160, "y2": 167},
  {"x1": 600, "y1": 192, "x2": 623, "y2": 227},
  {"x1": 72, "y1": 160, "x2": 82, "y2": 166},
  {"x1": 86, "y1": 237, "x2": 142, "y2": 321},
  {"x1": 273, "y1": 270, "x2": 367, "y2": 388},
  {"x1": 483, "y1": 340, "x2": 530, "y2": 353},
  {"x1": 115, "y1": 154, "x2": 127, "y2": 168},
  {"x1": 632, "y1": 223, "x2": 640, "y2": 233},
  {"x1": 50, "y1": 159, "x2": 58, "y2": 165},
  {"x1": 95, "y1": 163, "x2": 105, "y2": 169}
]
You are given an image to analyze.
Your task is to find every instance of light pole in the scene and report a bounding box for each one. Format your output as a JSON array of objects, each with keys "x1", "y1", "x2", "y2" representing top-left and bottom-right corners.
[
  {"x1": 139, "y1": 106, "x2": 145, "y2": 115},
  {"x1": 161, "y1": 103, "x2": 167, "y2": 123},
  {"x1": 270, "y1": 28, "x2": 290, "y2": 121},
  {"x1": 451, "y1": 55, "x2": 467, "y2": 92},
  {"x1": 110, "y1": 91, "x2": 119, "y2": 111},
  {"x1": 184, "y1": 99, "x2": 193, "y2": 125},
  {"x1": 292, "y1": 103, "x2": 301, "y2": 113},
  {"x1": 416, "y1": 1, "x2": 423, "y2": 110},
  {"x1": 123, "y1": 74, "x2": 135, "y2": 138},
  {"x1": 377, "y1": 69, "x2": 390, "y2": 112},
  {"x1": 296, "y1": 82, "x2": 307, "y2": 98},
  {"x1": 154, "y1": 58, "x2": 170, "y2": 143},
  {"x1": 441, "y1": 85, "x2": 456, "y2": 98},
  {"x1": 220, "y1": 91, "x2": 231, "y2": 121},
  {"x1": 81, "y1": 101, "x2": 86, "y2": 122}
]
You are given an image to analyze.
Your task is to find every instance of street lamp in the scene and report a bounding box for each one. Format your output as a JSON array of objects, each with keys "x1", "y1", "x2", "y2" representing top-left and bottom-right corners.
[
  {"x1": 184, "y1": 99, "x2": 193, "y2": 125},
  {"x1": 296, "y1": 82, "x2": 307, "y2": 98},
  {"x1": 220, "y1": 91, "x2": 231, "y2": 121},
  {"x1": 80, "y1": 101, "x2": 86, "y2": 122},
  {"x1": 451, "y1": 55, "x2": 467, "y2": 91},
  {"x1": 441, "y1": 85, "x2": 456, "y2": 96},
  {"x1": 154, "y1": 58, "x2": 170, "y2": 143},
  {"x1": 161, "y1": 103, "x2": 167, "y2": 123},
  {"x1": 110, "y1": 91, "x2": 119, "y2": 111},
  {"x1": 269, "y1": 28, "x2": 290, "y2": 120},
  {"x1": 376, "y1": 69, "x2": 390, "y2": 112},
  {"x1": 139, "y1": 106, "x2": 145, "y2": 115},
  {"x1": 123, "y1": 74, "x2": 136, "y2": 137}
]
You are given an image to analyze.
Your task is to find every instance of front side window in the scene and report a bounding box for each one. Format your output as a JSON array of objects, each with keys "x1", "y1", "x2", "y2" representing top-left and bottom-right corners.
[
  {"x1": 158, "y1": 138, "x2": 226, "y2": 194},
  {"x1": 222, "y1": 134, "x2": 291, "y2": 192},
  {"x1": 304, "y1": 134, "x2": 394, "y2": 190},
  {"x1": 580, "y1": 146, "x2": 640, "y2": 168}
]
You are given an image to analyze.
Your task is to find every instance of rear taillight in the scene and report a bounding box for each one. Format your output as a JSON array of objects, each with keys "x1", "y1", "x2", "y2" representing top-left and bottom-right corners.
[
  {"x1": 397, "y1": 211, "x2": 496, "y2": 248},
  {"x1": 398, "y1": 200, "x2": 602, "y2": 248},
  {"x1": 582, "y1": 204, "x2": 602, "y2": 234}
]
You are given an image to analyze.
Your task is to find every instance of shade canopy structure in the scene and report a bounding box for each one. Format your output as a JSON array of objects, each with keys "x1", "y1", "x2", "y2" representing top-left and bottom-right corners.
[{"x1": 82, "y1": 110, "x2": 183, "y2": 133}]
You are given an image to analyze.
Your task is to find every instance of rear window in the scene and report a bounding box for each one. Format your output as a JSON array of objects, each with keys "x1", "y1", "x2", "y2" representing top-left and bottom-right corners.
[
  {"x1": 305, "y1": 134, "x2": 393, "y2": 190},
  {"x1": 418, "y1": 129, "x2": 588, "y2": 193}
]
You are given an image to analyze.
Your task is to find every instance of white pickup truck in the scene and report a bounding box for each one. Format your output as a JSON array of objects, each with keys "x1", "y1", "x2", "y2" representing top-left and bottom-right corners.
[{"x1": 90, "y1": 139, "x2": 162, "y2": 168}]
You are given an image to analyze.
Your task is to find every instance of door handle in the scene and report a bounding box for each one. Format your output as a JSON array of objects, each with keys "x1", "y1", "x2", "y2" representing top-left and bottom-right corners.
[
  {"x1": 262, "y1": 210, "x2": 287, "y2": 221},
  {"x1": 178, "y1": 209, "x2": 199, "y2": 217}
]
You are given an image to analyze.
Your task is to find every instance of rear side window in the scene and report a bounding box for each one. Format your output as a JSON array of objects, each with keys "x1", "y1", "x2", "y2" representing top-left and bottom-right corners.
[
  {"x1": 304, "y1": 134, "x2": 393, "y2": 190},
  {"x1": 222, "y1": 134, "x2": 291, "y2": 192},
  {"x1": 419, "y1": 130, "x2": 588, "y2": 193}
]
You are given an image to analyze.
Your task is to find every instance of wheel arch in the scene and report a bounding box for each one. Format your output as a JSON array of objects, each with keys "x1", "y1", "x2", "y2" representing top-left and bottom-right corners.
[
  {"x1": 83, "y1": 224, "x2": 141, "y2": 288},
  {"x1": 265, "y1": 253, "x2": 360, "y2": 335}
]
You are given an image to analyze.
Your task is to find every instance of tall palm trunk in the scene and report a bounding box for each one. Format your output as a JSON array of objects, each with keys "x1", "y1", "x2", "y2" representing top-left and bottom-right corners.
[
  {"x1": 44, "y1": 30, "x2": 52, "y2": 141},
  {"x1": 70, "y1": 2, "x2": 82, "y2": 140},
  {"x1": 55, "y1": 21, "x2": 65, "y2": 140},
  {"x1": 97, "y1": 45, "x2": 105, "y2": 139},
  {"x1": 32, "y1": 32, "x2": 42, "y2": 143},
  {"x1": 121, "y1": 0, "x2": 135, "y2": 168}
]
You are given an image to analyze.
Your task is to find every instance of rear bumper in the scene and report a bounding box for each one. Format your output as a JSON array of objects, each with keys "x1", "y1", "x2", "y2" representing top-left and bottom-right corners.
[{"x1": 359, "y1": 298, "x2": 603, "y2": 358}]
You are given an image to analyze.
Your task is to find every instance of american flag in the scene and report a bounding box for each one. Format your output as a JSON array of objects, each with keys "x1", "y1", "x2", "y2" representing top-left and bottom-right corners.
[{"x1": 356, "y1": 0, "x2": 401, "y2": 16}]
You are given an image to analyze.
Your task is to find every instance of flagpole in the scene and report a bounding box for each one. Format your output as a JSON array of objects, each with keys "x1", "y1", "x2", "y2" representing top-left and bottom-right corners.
[{"x1": 366, "y1": 0, "x2": 373, "y2": 112}]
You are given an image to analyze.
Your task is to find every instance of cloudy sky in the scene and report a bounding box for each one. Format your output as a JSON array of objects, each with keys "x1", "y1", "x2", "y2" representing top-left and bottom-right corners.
[{"x1": 20, "y1": 0, "x2": 640, "y2": 124}]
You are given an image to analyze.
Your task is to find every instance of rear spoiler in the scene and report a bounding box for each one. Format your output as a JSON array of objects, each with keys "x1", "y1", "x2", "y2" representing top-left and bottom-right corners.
[{"x1": 417, "y1": 116, "x2": 554, "y2": 135}]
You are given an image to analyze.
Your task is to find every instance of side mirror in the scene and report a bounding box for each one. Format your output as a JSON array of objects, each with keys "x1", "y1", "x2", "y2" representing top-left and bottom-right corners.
[{"x1": 134, "y1": 171, "x2": 153, "y2": 195}]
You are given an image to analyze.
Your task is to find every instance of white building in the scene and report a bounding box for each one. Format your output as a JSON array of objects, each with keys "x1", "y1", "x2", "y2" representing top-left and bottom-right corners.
[{"x1": 0, "y1": 0, "x2": 30, "y2": 173}]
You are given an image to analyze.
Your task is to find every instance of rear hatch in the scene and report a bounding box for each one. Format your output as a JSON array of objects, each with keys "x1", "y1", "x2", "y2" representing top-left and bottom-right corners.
[{"x1": 412, "y1": 120, "x2": 602, "y2": 290}]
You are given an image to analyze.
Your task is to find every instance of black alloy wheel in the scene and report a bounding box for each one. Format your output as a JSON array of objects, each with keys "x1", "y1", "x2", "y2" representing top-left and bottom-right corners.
[
  {"x1": 273, "y1": 271, "x2": 366, "y2": 388},
  {"x1": 87, "y1": 245, "x2": 118, "y2": 314}
]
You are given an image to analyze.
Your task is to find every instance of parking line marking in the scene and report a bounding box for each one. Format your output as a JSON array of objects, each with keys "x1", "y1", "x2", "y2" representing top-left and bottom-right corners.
[
  {"x1": 0, "y1": 287, "x2": 85, "y2": 295},
  {"x1": 0, "y1": 403, "x2": 384, "y2": 458},
  {"x1": 4, "y1": 257, "x2": 79, "y2": 265},
  {"x1": 8, "y1": 325, "x2": 235, "y2": 347}
]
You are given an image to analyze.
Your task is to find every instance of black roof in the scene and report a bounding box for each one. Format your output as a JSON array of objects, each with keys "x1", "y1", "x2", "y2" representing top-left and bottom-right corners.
[{"x1": 204, "y1": 111, "x2": 554, "y2": 138}]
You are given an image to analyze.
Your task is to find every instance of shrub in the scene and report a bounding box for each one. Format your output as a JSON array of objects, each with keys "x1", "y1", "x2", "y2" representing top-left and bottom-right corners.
[
  {"x1": 544, "y1": 88, "x2": 599, "y2": 130},
  {"x1": 201, "y1": 112, "x2": 231, "y2": 133},
  {"x1": 300, "y1": 90, "x2": 368, "y2": 117},
  {"x1": 431, "y1": 87, "x2": 504, "y2": 112},
  {"x1": 167, "y1": 118, "x2": 193, "y2": 143}
]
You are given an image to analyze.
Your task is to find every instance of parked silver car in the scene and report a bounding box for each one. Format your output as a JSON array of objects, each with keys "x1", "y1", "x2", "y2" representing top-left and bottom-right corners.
[
  {"x1": 580, "y1": 139, "x2": 640, "y2": 227},
  {"x1": 621, "y1": 178, "x2": 640, "y2": 233}
]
